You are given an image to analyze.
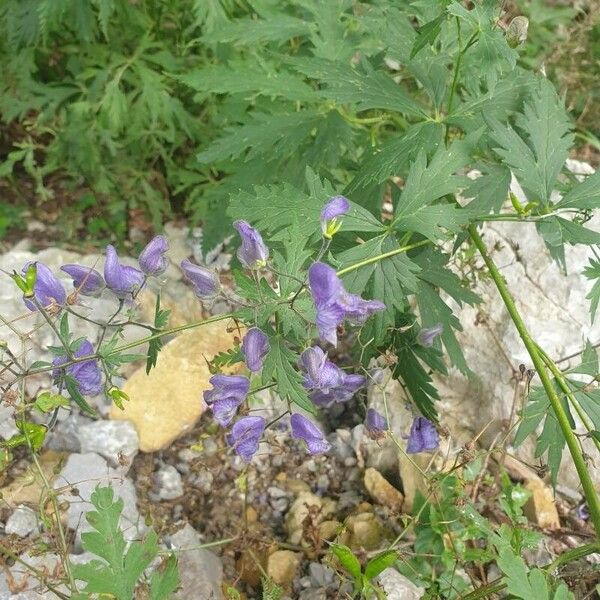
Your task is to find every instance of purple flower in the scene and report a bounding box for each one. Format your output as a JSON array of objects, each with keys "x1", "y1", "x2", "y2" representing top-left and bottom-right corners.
[
  {"x1": 406, "y1": 417, "x2": 439, "y2": 454},
  {"x1": 180, "y1": 259, "x2": 220, "y2": 298},
  {"x1": 417, "y1": 323, "x2": 443, "y2": 347},
  {"x1": 138, "y1": 235, "x2": 169, "y2": 276},
  {"x1": 203, "y1": 374, "x2": 250, "y2": 426},
  {"x1": 241, "y1": 328, "x2": 270, "y2": 372},
  {"x1": 300, "y1": 346, "x2": 365, "y2": 407},
  {"x1": 233, "y1": 220, "x2": 269, "y2": 269},
  {"x1": 308, "y1": 262, "x2": 385, "y2": 346},
  {"x1": 577, "y1": 503, "x2": 589, "y2": 521},
  {"x1": 290, "y1": 414, "x2": 331, "y2": 455},
  {"x1": 60, "y1": 264, "x2": 105, "y2": 297},
  {"x1": 103, "y1": 245, "x2": 144, "y2": 298},
  {"x1": 365, "y1": 408, "x2": 388, "y2": 439},
  {"x1": 321, "y1": 196, "x2": 350, "y2": 238},
  {"x1": 22, "y1": 262, "x2": 66, "y2": 311},
  {"x1": 227, "y1": 416, "x2": 266, "y2": 462},
  {"x1": 52, "y1": 340, "x2": 102, "y2": 396}
]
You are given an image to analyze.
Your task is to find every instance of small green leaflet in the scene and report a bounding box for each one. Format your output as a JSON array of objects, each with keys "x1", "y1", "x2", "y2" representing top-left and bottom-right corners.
[
  {"x1": 146, "y1": 293, "x2": 171, "y2": 375},
  {"x1": 485, "y1": 78, "x2": 574, "y2": 204},
  {"x1": 1, "y1": 422, "x2": 46, "y2": 451},
  {"x1": 65, "y1": 376, "x2": 97, "y2": 416},
  {"x1": 555, "y1": 169, "x2": 600, "y2": 210},
  {"x1": 566, "y1": 340, "x2": 599, "y2": 377},
  {"x1": 262, "y1": 336, "x2": 315, "y2": 414},
  {"x1": 583, "y1": 257, "x2": 600, "y2": 323},
  {"x1": 463, "y1": 163, "x2": 511, "y2": 217},
  {"x1": 410, "y1": 15, "x2": 445, "y2": 59},
  {"x1": 34, "y1": 391, "x2": 70, "y2": 413},
  {"x1": 330, "y1": 544, "x2": 362, "y2": 581}
]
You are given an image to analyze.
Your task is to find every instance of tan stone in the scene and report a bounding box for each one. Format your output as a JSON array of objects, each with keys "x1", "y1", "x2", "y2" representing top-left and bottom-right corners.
[
  {"x1": 319, "y1": 520, "x2": 341, "y2": 540},
  {"x1": 399, "y1": 452, "x2": 429, "y2": 513},
  {"x1": 267, "y1": 550, "x2": 302, "y2": 586},
  {"x1": 523, "y1": 479, "x2": 560, "y2": 530},
  {"x1": 1, "y1": 451, "x2": 65, "y2": 507},
  {"x1": 364, "y1": 468, "x2": 404, "y2": 511},
  {"x1": 109, "y1": 320, "x2": 242, "y2": 452},
  {"x1": 285, "y1": 491, "x2": 337, "y2": 545},
  {"x1": 340, "y1": 512, "x2": 383, "y2": 550}
]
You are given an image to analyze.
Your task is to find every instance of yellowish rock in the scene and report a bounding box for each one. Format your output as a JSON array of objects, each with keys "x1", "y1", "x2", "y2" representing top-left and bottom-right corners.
[
  {"x1": 364, "y1": 467, "x2": 404, "y2": 511},
  {"x1": 267, "y1": 550, "x2": 302, "y2": 586},
  {"x1": 319, "y1": 520, "x2": 341, "y2": 540},
  {"x1": 110, "y1": 320, "x2": 241, "y2": 452},
  {"x1": 285, "y1": 491, "x2": 337, "y2": 545},
  {"x1": 341, "y1": 512, "x2": 383, "y2": 550},
  {"x1": 523, "y1": 479, "x2": 560, "y2": 530}
]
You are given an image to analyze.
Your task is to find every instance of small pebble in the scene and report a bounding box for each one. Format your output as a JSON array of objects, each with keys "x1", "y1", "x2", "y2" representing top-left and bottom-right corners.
[{"x1": 154, "y1": 465, "x2": 184, "y2": 500}]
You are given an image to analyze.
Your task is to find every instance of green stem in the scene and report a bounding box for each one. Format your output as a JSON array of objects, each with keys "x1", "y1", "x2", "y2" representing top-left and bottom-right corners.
[
  {"x1": 336, "y1": 239, "x2": 431, "y2": 276},
  {"x1": 468, "y1": 224, "x2": 600, "y2": 539}
]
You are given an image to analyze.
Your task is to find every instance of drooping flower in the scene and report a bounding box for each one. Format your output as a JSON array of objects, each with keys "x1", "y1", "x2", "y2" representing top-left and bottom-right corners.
[
  {"x1": 300, "y1": 346, "x2": 365, "y2": 407},
  {"x1": 365, "y1": 408, "x2": 388, "y2": 439},
  {"x1": 203, "y1": 374, "x2": 250, "y2": 427},
  {"x1": 227, "y1": 416, "x2": 266, "y2": 463},
  {"x1": 406, "y1": 417, "x2": 439, "y2": 454},
  {"x1": 308, "y1": 262, "x2": 385, "y2": 346},
  {"x1": 60, "y1": 264, "x2": 105, "y2": 297},
  {"x1": 233, "y1": 220, "x2": 269, "y2": 269},
  {"x1": 321, "y1": 196, "x2": 350, "y2": 239},
  {"x1": 103, "y1": 245, "x2": 144, "y2": 298},
  {"x1": 22, "y1": 262, "x2": 66, "y2": 311},
  {"x1": 290, "y1": 413, "x2": 331, "y2": 455},
  {"x1": 241, "y1": 328, "x2": 270, "y2": 372},
  {"x1": 138, "y1": 235, "x2": 169, "y2": 276},
  {"x1": 417, "y1": 323, "x2": 443, "y2": 347},
  {"x1": 52, "y1": 339, "x2": 102, "y2": 396},
  {"x1": 180, "y1": 259, "x2": 220, "y2": 298}
]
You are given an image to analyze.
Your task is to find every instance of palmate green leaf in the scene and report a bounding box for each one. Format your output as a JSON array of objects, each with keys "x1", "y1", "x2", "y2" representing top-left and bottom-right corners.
[
  {"x1": 485, "y1": 78, "x2": 574, "y2": 204},
  {"x1": 583, "y1": 257, "x2": 600, "y2": 323},
  {"x1": 496, "y1": 549, "x2": 549, "y2": 600},
  {"x1": 197, "y1": 111, "x2": 324, "y2": 164},
  {"x1": 567, "y1": 340, "x2": 599, "y2": 377},
  {"x1": 289, "y1": 56, "x2": 426, "y2": 117},
  {"x1": 149, "y1": 554, "x2": 179, "y2": 600},
  {"x1": 392, "y1": 133, "x2": 479, "y2": 240},
  {"x1": 179, "y1": 63, "x2": 315, "y2": 102},
  {"x1": 410, "y1": 14, "x2": 445, "y2": 59},
  {"x1": 202, "y1": 13, "x2": 313, "y2": 45},
  {"x1": 262, "y1": 336, "x2": 315, "y2": 414},
  {"x1": 228, "y1": 169, "x2": 384, "y2": 238},
  {"x1": 346, "y1": 122, "x2": 443, "y2": 193},
  {"x1": 555, "y1": 169, "x2": 600, "y2": 210},
  {"x1": 463, "y1": 163, "x2": 511, "y2": 217}
]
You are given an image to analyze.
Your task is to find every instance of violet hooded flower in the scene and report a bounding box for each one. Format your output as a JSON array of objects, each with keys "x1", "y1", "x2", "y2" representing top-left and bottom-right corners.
[
  {"x1": 241, "y1": 328, "x2": 270, "y2": 372},
  {"x1": 308, "y1": 262, "x2": 385, "y2": 346},
  {"x1": 321, "y1": 196, "x2": 350, "y2": 239},
  {"x1": 52, "y1": 340, "x2": 102, "y2": 396},
  {"x1": 365, "y1": 408, "x2": 388, "y2": 439},
  {"x1": 60, "y1": 264, "x2": 105, "y2": 297},
  {"x1": 227, "y1": 416, "x2": 266, "y2": 463},
  {"x1": 417, "y1": 323, "x2": 443, "y2": 347},
  {"x1": 233, "y1": 220, "x2": 269, "y2": 269},
  {"x1": 406, "y1": 417, "x2": 439, "y2": 454},
  {"x1": 138, "y1": 235, "x2": 169, "y2": 276},
  {"x1": 180, "y1": 259, "x2": 220, "y2": 298},
  {"x1": 203, "y1": 374, "x2": 250, "y2": 426},
  {"x1": 290, "y1": 413, "x2": 331, "y2": 455},
  {"x1": 300, "y1": 346, "x2": 365, "y2": 407},
  {"x1": 22, "y1": 262, "x2": 66, "y2": 311},
  {"x1": 104, "y1": 245, "x2": 144, "y2": 298}
]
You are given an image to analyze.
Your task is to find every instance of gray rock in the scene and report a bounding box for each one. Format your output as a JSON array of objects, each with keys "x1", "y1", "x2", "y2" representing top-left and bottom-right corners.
[
  {"x1": 377, "y1": 568, "x2": 425, "y2": 599},
  {"x1": 6, "y1": 552, "x2": 61, "y2": 596},
  {"x1": 308, "y1": 562, "x2": 335, "y2": 588},
  {"x1": 190, "y1": 470, "x2": 213, "y2": 494},
  {"x1": 78, "y1": 420, "x2": 139, "y2": 471},
  {"x1": 53, "y1": 452, "x2": 142, "y2": 547},
  {"x1": 154, "y1": 465, "x2": 184, "y2": 500},
  {"x1": 167, "y1": 524, "x2": 223, "y2": 600},
  {"x1": 5, "y1": 506, "x2": 38, "y2": 538}
]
